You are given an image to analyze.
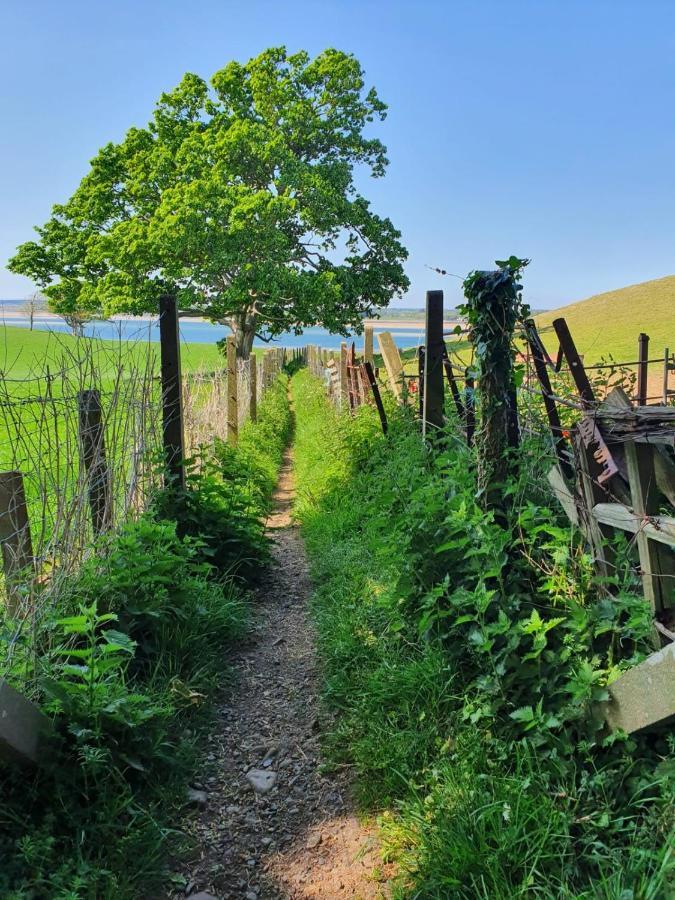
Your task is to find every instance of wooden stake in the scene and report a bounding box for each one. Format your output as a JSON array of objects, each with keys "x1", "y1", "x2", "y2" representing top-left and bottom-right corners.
[
  {"x1": 423, "y1": 290, "x2": 444, "y2": 434},
  {"x1": 159, "y1": 294, "x2": 185, "y2": 489},
  {"x1": 0, "y1": 471, "x2": 33, "y2": 617},
  {"x1": 340, "y1": 342, "x2": 349, "y2": 408},
  {"x1": 227, "y1": 336, "x2": 238, "y2": 446},
  {"x1": 637, "y1": 333, "x2": 649, "y2": 406},
  {"x1": 249, "y1": 356, "x2": 257, "y2": 423},
  {"x1": 363, "y1": 362, "x2": 388, "y2": 435},
  {"x1": 78, "y1": 389, "x2": 111, "y2": 535}
]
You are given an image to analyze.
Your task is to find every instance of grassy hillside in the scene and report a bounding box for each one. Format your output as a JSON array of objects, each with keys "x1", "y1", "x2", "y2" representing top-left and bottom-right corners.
[
  {"x1": 536, "y1": 275, "x2": 675, "y2": 364},
  {"x1": 0, "y1": 324, "x2": 227, "y2": 378}
]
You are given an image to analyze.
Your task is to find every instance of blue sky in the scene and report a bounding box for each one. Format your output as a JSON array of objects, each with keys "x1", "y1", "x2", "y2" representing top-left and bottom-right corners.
[{"x1": 2, "y1": 0, "x2": 675, "y2": 310}]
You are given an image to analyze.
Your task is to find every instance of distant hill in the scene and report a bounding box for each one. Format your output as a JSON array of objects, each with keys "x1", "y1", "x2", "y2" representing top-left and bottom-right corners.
[{"x1": 535, "y1": 275, "x2": 675, "y2": 364}]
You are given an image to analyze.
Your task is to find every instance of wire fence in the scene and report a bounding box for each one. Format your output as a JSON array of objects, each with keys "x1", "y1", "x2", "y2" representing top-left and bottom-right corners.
[{"x1": 0, "y1": 327, "x2": 285, "y2": 691}]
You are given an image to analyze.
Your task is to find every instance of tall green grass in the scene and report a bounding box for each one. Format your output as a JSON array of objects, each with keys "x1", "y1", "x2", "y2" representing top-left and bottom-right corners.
[{"x1": 291, "y1": 369, "x2": 674, "y2": 898}]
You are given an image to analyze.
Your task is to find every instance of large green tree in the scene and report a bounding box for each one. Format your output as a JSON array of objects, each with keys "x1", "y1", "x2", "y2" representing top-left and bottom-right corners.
[{"x1": 9, "y1": 48, "x2": 409, "y2": 357}]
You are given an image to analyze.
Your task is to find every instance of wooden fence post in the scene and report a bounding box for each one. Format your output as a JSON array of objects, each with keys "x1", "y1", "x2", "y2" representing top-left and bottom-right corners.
[
  {"x1": 465, "y1": 371, "x2": 475, "y2": 447},
  {"x1": 340, "y1": 342, "x2": 349, "y2": 408},
  {"x1": 249, "y1": 356, "x2": 257, "y2": 423},
  {"x1": 364, "y1": 325, "x2": 374, "y2": 366},
  {"x1": 423, "y1": 290, "x2": 445, "y2": 435},
  {"x1": 637, "y1": 332, "x2": 649, "y2": 406},
  {"x1": 663, "y1": 348, "x2": 671, "y2": 405},
  {"x1": 377, "y1": 332, "x2": 405, "y2": 402},
  {"x1": 552, "y1": 317, "x2": 596, "y2": 408},
  {"x1": 363, "y1": 362, "x2": 388, "y2": 435},
  {"x1": 78, "y1": 389, "x2": 112, "y2": 535},
  {"x1": 159, "y1": 294, "x2": 185, "y2": 489},
  {"x1": 524, "y1": 321, "x2": 574, "y2": 480},
  {"x1": 0, "y1": 471, "x2": 33, "y2": 617},
  {"x1": 227, "y1": 336, "x2": 238, "y2": 446}
]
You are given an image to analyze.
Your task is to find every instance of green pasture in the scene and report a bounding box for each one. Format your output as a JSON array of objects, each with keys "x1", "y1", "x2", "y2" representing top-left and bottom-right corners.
[{"x1": 536, "y1": 274, "x2": 675, "y2": 364}]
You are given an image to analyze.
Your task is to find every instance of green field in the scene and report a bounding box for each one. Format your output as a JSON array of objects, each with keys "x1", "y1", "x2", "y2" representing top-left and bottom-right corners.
[
  {"x1": 0, "y1": 324, "x2": 227, "y2": 378},
  {"x1": 536, "y1": 274, "x2": 675, "y2": 364}
]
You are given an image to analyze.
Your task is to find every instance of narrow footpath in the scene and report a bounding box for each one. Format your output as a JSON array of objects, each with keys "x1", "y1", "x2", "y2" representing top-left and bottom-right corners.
[{"x1": 178, "y1": 434, "x2": 391, "y2": 898}]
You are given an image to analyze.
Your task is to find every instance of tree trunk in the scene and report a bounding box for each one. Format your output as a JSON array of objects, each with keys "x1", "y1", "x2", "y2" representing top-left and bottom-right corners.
[{"x1": 227, "y1": 309, "x2": 258, "y2": 360}]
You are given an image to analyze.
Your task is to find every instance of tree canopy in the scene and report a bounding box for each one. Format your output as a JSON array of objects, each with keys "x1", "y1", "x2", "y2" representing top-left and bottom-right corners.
[{"x1": 9, "y1": 47, "x2": 409, "y2": 356}]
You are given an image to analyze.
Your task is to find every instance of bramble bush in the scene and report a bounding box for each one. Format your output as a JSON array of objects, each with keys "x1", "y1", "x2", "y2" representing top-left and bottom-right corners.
[{"x1": 292, "y1": 368, "x2": 674, "y2": 898}]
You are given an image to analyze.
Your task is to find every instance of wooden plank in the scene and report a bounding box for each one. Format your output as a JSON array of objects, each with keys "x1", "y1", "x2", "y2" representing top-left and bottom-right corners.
[
  {"x1": 574, "y1": 431, "x2": 613, "y2": 579},
  {"x1": 592, "y1": 503, "x2": 675, "y2": 548},
  {"x1": 599, "y1": 642, "x2": 675, "y2": 734},
  {"x1": 0, "y1": 678, "x2": 49, "y2": 764},
  {"x1": 655, "y1": 447, "x2": 675, "y2": 506},
  {"x1": 159, "y1": 294, "x2": 185, "y2": 489},
  {"x1": 376, "y1": 331, "x2": 404, "y2": 402},
  {"x1": 0, "y1": 471, "x2": 34, "y2": 618},
  {"x1": 226, "y1": 336, "x2": 238, "y2": 446},
  {"x1": 625, "y1": 442, "x2": 666, "y2": 611},
  {"x1": 78, "y1": 389, "x2": 111, "y2": 535},
  {"x1": 364, "y1": 325, "x2": 374, "y2": 366},
  {"x1": 548, "y1": 465, "x2": 579, "y2": 526}
]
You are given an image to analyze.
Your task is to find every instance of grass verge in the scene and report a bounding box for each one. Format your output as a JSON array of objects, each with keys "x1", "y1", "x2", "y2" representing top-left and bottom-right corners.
[{"x1": 291, "y1": 368, "x2": 674, "y2": 898}]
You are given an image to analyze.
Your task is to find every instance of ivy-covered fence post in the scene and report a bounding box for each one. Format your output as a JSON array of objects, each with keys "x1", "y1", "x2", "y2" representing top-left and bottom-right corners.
[{"x1": 460, "y1": 257, "x2": 529, "y2": 511}]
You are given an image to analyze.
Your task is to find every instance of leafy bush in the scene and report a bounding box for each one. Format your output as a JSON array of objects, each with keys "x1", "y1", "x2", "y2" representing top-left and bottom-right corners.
[
  {"x1": 153, "y1": 374, "x2": 291, "y2": 581},
  {"x1": 0, "y1": 373, "x2": 291, "y2": 897},
  {"x1": 292, "y1": 369, "x2": 675, "y2": 897}
]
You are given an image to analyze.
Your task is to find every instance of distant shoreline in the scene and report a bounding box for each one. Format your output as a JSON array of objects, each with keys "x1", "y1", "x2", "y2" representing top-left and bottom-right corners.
[{"x1": 0, "y1": 306, "x2": 462, "y2": 332}]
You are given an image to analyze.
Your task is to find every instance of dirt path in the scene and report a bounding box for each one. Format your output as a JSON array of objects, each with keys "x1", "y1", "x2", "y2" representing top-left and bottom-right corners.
[{"x1": 177, "y1": 440, "x2": 391, "y2": 899}]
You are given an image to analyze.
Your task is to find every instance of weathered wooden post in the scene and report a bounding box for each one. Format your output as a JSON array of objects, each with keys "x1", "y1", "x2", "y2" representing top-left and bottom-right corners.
[
  {"x1": 227, "y1": 335, "x2": 238, "y2": 446},
  {"x1": 249, "y1": 356, "x2": 257, "y2": 424},
  {"x1": 462, "y1": 261, "x2": 526, "y2": 510},
  {"x1": 78, "y1": 389, "x2": 112, "y2": 535},
  {"x1": 159, "y1": 294, "x2": 185, "y2": 489},
  {"x1": 0, "y1": 471, "x2": 34, "y2": 617},
  {"x1": 664, "y1": 348, "x2": 671, "y2": 405},
  {"x1": 363, "y1": 362, "x2": 388, "y2": 435},
  {"x1": 376, "y1": 332, "x2": 405, "y2": 402},
  {"x1": 422, "y1": 290, "x2": 445, "y2": 436},
  {"x1": 637, "y1": 332, "x2": 649, "y2": 406},
  {"x1": 340, "y1": 342, "x2": 348, "y2": 408},
  {"x1": 364, "y1": 325, "x2": 374, "y2": 366}
]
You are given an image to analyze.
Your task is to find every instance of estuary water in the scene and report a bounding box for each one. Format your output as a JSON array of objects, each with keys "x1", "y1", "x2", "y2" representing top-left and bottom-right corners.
[{"x1": 1, "y1": 313, "x2": 427, "y2": 352}]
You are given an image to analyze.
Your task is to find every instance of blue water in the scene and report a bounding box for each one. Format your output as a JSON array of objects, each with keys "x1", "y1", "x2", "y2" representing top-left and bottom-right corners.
[{"x1": 2, "y1": 316, "x2": 426, "y2": 352}]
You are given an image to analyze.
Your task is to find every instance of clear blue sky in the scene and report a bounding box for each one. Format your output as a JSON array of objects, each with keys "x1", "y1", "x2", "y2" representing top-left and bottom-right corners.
[{"x1": 2, "y1": 0, "x2": 675, "y2": 311}]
